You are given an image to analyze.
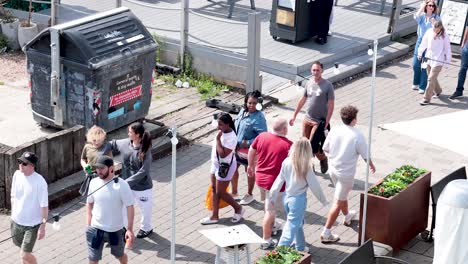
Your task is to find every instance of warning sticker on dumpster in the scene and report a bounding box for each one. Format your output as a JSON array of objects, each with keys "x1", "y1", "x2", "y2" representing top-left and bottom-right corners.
[{"x1": 108, "y1": 69, "x2": 143, "y2": 119}]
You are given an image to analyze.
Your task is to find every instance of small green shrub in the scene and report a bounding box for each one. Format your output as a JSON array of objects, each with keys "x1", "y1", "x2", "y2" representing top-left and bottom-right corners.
[
  {"x1": 368, "y1": 165, "x2": 427, "y2": 198},
  {"x1": 0, "y1": 33, "x2": 9, "y2": 51},
  {"x1": 256, "y1": 246, "x2": 303, "y2": 264}
]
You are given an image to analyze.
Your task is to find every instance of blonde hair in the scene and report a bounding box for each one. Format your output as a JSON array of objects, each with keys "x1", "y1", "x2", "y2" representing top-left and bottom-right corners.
[
  {"x1": 86, "y1": 125, "x2": 107, "y2": 144},
  {"x1": 289, "y1": 137, "x2": 313, "y2": 180}
]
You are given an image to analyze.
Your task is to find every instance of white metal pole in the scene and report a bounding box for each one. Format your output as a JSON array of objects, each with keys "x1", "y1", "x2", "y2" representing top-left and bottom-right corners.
[
  {"x1": 360, "y1": 39, "x2": 378, "y2": 246},
  {"x1": 170, "y1": 127, "x2": 178, "y2": 263}
]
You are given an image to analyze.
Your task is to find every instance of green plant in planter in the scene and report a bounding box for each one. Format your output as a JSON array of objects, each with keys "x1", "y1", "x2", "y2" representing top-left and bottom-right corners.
[
  {"x1": 256, "y1": 246, "x2": 302, "y2": 264},
  {"x1": 0, "y1": 0, "x2": 16, "y2": 23},
  {"x1": 369, "y1": 165, "x2": 427, "y2": 198}
]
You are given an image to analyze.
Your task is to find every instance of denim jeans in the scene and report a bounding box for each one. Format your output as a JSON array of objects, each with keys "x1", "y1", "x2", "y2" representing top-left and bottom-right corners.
[
  {"x1": 278, "y1": 192, "x2": 307, "y2": 251},
  {"x1": 456, "y1": 45, "x2": 468, "y2": 92},
  {"x1": 413, "y1": 38, "x2": 428, "y2": 90}
]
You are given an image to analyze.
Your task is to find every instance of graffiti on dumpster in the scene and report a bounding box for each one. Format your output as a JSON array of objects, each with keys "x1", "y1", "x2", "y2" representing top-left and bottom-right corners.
[{"x1": 108, "y1": 69, "x2": 143, "y2": 119}]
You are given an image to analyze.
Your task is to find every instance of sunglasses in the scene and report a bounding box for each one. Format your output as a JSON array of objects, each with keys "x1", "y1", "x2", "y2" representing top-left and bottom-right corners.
[
  {"x1": 17, "y1": 160, "x2": 29, "y2": 166},
  {"x1": 427, "y1": 4, "x2": 435, "y2": 7}
]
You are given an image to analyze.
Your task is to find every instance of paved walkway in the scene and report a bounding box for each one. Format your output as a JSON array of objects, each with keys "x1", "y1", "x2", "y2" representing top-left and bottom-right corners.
[{"x1": 1, "y1": 55, "x2": 467, "y2": 263}]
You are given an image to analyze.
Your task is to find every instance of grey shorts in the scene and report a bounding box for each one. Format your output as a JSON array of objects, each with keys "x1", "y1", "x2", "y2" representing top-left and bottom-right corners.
[
  {"x1": 10, "y1": 220, "x2": 40, "y2": 253},
  {"x1": 86, "y1": 226, "x2": 125, "y2": 261}
]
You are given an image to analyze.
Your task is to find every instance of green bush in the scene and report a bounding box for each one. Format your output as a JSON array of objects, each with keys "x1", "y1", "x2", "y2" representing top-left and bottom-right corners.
[
  {"x1": 0, "y1": 33, "x2": 9, "y2": 51},
  {"x1": 256, "y1": 246, "x2": 303, "y2": 264},
  {"x1": 368, "y1": 165, "x2": 427, "y2": 198}
]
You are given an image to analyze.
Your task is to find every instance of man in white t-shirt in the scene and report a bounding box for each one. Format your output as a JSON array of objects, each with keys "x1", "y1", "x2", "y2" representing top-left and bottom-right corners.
[
  {"x1": 86, "y1": 155, "x2": 135, "y2": 264},
  {"x1": 10, "y1": 151, "x2": 48, "y2": 264},
  {"x1": 320, "y1": 106, "x2": 376, "y2": 243}
]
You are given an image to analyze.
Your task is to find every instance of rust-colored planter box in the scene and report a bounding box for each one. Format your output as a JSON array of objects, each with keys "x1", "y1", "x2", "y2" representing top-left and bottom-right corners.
[
  {"x1": 358, "y1": 171, "x2": 431, "y2": 251},
  {"x1": 295, "y1": 253, "x2": 311, "y2": 264}
]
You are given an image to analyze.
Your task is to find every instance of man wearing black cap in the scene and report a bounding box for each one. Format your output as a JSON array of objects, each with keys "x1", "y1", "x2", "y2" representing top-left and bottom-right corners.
[
  {"x1": 10, "y1": 151, "x2": 48, "y2": 264},
  {"x1": 86, "y1": 155, "x2": 135, "y2": 264}
]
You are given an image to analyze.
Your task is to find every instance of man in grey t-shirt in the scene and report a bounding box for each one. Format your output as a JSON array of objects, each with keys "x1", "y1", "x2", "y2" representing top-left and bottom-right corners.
[{"x1": 290, "y1": 61, "x2": 335, "y2": 173}]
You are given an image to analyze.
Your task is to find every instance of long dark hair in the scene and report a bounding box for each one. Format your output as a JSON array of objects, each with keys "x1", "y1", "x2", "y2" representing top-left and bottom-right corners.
[
  {"x1": 433, "y1": 20, "x2": 445, "y2": 39},
  {"x1": 243, "y1": 90, "x2": 262, "y2": 111},
  {"x1": 129, "y1": 122, "x2": 152, "y2": 161},
  {"x1": 218, "y1": 113, "x2": 236, "y2": 134}
]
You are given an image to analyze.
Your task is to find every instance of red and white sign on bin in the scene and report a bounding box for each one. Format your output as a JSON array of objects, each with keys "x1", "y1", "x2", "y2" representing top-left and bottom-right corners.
[{"x1": 109, "y1": 85, "x2": 142, "y2": 107}]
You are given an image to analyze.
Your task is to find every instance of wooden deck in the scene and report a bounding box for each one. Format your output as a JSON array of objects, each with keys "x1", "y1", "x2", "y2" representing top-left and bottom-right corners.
[{"x1": 56, "y1": 0, "x2": 417, "y2": 63}]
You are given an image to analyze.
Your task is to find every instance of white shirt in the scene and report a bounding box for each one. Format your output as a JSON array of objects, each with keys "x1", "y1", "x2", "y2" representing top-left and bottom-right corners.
[
  {"x1": 87, "y1": 177, "x2": 134, "y2": 232},
  {"x1": 11, "y1": 171, "x2": 48, "y2": 226},
  {"x1": 211, "y1": 131, "x2": 237, "y2": 164},
  {"x1": 269, "y1": 158, "x2": 328, "y2": 207},
  {"x1": 323, "y1": 125, "x2": 368, "y2": 181},
  {"x1": 418, "y1": 30, "x2": 452, "y2": 67}
]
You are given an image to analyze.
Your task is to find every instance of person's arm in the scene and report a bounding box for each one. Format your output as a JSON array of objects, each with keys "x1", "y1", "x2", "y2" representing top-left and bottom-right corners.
[
  {"x1": 126, "y1": 152, "x2": 152, "y2": 187},
  {"x1": 86, "y1": 202, "x2": 93, "y2": 226},
  {"x1": 290, "y1": 96, "x2": 307, "y2": 126},
  {"x1": 247, "y1": 147, "x2": 257, "y2": 178},
  {"x1": 364, "y1": 159, "x2": 376, "y2": 174},
  {"x1": 444, "y1": 34, "x2": 452, "y2": 65},
  {"x1": 80, "y1": 145, "x2": 88, "y2": 170},
  {"x1": 10, "y1": 173, "x2": 16, "y2": 209},
  {"x1": 306, "y1": 170, "x2": 328, "y2": 207},
  {"x1": 415, "y1": 1, "x2": 425, "y2": 18},
  {"x1": 125, "y1": 205, "x2": 135, "y2": 248},
  {"x1": 325, "y1": 100, "x2": 334, "y2": 129},
  {"x1": 418, "y1": 32, "x2": 429, "y2": 58},
  {"x1": 37, "y1": 207, "x2": 48, "y2": 240},
  {"x1": 462, "y1": 26, "x2": 468, "y2": 48},
  {"x1": 269, "y1": 161, "x2": 287, "y2": 205},
  {"x1": 322, "y1": 134, "x2": 330, "y2": 154},
  {"x1": 215, "y1": 131, "x2": 234, "y2": 159}
]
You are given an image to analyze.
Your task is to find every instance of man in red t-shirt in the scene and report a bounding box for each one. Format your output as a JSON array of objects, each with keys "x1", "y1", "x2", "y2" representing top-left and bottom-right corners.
[{"x1": 247, "y1": 117, "x2": 293, "y2": 249}]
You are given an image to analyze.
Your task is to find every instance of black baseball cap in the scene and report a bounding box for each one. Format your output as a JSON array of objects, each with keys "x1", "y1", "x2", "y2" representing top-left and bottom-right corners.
[
  {"x1": 93, "y1": 155, "x2": 114, "y2": 168},
  {"x1": 18, "y1": 151, "x2": 38, "y2": 165}
]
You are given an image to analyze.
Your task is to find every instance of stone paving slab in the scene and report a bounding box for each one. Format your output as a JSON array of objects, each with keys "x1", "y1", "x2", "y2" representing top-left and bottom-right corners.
[{"x1": 1, "y1": 56, "x2": 467, "y2": 263}]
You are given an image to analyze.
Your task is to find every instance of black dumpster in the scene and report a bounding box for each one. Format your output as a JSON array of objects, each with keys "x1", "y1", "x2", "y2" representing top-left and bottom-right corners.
[
  {"x1": 24, "y1": 7, "x2": 158, "y2": 131},
  {"x1": 270, "y1": 0, "x2": 313, "y2": 43}
]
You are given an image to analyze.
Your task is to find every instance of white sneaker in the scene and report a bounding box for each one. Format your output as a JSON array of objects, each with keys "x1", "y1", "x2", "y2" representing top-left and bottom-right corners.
[
  {"x1": 239, "y1": 194, "x2": 254, "y2": 205},
  {"x1": 412, "y1": 85, "x2": 418, "y2": 90},
  {"x1": 231, "y1": 193, "x2": 240, "y2": 201},
  {"x1": 343, "y1": 210, "x2": 357, "y2": 226},
  {"x1": 320, "y1": 233, "x2": 340, "y2": 243},
  {"x1": 418, "y1": 89, "x2": 425, "y2": 94}
]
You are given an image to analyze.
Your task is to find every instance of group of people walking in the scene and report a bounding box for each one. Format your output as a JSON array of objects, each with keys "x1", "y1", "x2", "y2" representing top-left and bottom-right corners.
[
  {"x1": 202, "y1": 61, "x2": 376, "y2": 253},
  {"x1": 9, "y1": 122, "x2": 154, "y2": 264},
  {"x1": 412, "y1": 0, "x2": 468, "y2": 105}
]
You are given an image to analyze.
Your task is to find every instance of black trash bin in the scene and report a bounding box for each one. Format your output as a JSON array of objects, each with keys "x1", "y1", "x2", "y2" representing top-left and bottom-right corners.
[
  {"x1": 270, "y1": 0, "x2": 313, "y2": 43},
  {"x1": 24, "y1": 7, "x2": 158, "y2": 132}
]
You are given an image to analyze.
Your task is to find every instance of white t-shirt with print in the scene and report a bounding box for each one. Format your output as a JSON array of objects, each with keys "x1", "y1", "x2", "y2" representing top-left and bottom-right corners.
[
  {"x1": 211, "y1": 131, "x2": 237, "y2": 165},
  {"x1": 323, "y1": 125, "x2": 368, "y2": 181},
  {"x1": 87, "y1": 177, "x2": 134, "y2": 232},
  {"x1": 11, "y1": 171, "x2": 48, "y2": 226}
]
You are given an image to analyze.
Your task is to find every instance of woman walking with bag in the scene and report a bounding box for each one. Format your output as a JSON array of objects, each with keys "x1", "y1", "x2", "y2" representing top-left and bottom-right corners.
[
  {"x1": 269, "y1": 138, "x2": 328, "y2": 252},
  {"x1": 111, "y1": 122, "x2": 154, "y2": 238},
  {"x1": 231, "y1": 90, "x2": 267, "y2": 205},
  {"x1": 201, "y1": 113, "x2": 245, "y2": 225},
  {"x1": 418, "y1": 20, "x2": 452, "y2": 105}
]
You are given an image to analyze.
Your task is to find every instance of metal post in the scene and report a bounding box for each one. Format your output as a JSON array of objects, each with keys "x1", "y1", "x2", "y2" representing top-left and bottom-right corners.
[
  {"x1": 116, "y1": 0, "x2": 122, "y2": 8},
  {"x1": 379, "y1": 0, "x2": 386, "y2": 15},
  {"x1": 170, "y1": 127, "x2": 178, "y2": 263},
  {"x1": 360, "y1": 39, "x2": 378, "y2": 246},
  {"x1": 180, "y1": 0, "x2": 188, "y2": 69},
  {"x1": 51, "y1": 0, "x2": 57, "y2": 26},
  {"x1": 246, "y1": 12, "x2": 261, "y2": 94},
  {"x1": 387, "y1": 0, "x2": 402, "y2": 35},
  {"x1": 50, "y1": 28, "x2": 63, "y2": 126}
]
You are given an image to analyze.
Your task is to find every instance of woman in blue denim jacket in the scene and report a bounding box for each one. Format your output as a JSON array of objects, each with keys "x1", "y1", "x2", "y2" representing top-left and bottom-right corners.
[
  {"x1": 231, "y1": 91, "x2": 267, "y2": 205},
  {"x1": 412, "y1": 0, "x2": 440, "y2": 94}
]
